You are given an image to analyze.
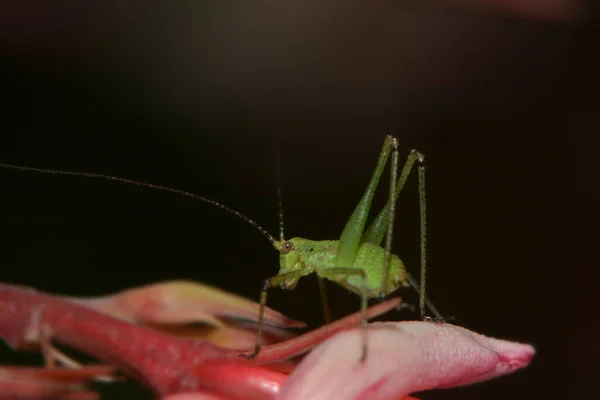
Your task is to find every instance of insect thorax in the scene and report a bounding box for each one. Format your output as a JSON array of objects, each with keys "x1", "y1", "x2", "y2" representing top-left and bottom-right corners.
[{"x1": 276, "y1": 238, "x2": 407, "y2": 297}]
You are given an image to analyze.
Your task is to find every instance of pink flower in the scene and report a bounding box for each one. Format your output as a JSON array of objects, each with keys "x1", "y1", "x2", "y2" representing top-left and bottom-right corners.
[
  {"x1": 163, "y1": 321, "x2": 534, "y2": 400},
  {"x1": 0, "y1": 283, "x2": 534, "y2": 399}
]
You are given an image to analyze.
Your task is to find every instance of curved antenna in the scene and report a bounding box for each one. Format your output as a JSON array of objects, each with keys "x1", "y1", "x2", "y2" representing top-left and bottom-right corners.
[{"x1": 0, "y1": 162, "x2": 276, "y2": 244}]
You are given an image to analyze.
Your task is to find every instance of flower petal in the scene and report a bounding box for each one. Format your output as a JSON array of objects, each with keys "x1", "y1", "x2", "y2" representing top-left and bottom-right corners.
[
  {"x1": 73, "y1": 280, "x2": 304, "y2": 348},
  {"x1": 278, "y1": 321, "x2": 534, "y2": 400},
  {"x1": 77, "y1": 281, "x2": 304, "y2": 328}
]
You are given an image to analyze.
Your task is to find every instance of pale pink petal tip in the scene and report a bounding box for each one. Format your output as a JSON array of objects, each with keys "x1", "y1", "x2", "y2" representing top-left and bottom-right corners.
[{"x1": 279, "y1": 321, "x2": 535, "y2": 400}]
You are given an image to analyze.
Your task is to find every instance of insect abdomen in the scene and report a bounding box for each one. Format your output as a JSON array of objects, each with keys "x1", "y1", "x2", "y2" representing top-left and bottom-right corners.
[{"x1": 348, "y1": 243, "x2": 407, "y2": 297}]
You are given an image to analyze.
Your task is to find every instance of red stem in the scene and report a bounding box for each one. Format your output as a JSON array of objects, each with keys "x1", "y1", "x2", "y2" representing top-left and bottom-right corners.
[
  {"x1": 0, "y1": 284, "x2": 401, "y2": 397},
  {"x1": 0, "y1": 284, "x2": 240, "y2": 395}
]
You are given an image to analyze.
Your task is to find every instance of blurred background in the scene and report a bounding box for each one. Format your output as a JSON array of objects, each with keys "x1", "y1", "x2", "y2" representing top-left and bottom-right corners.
[{"x1": 0, "y1": 1, "x2": 598, "y2": 399}]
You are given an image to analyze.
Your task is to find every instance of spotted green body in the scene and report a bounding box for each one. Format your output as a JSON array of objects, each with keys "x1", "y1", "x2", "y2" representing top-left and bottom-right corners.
[{"x1": 274, "y1": 238, "x2": 407, "y2": 297}]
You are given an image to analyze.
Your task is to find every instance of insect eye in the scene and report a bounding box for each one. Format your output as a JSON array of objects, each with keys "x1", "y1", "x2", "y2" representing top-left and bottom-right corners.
[{"x1": 281, "y1": 241, "x2": 293, "y2": 254}]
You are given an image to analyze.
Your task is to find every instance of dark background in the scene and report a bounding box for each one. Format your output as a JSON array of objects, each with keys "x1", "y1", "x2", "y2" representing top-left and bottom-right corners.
[{"x1": 0, "y1": 1, "x2": 598, "y2": 399}]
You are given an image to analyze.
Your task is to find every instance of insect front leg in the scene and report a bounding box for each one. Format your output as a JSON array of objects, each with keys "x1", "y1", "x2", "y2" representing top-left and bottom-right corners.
[
  {"x1": 316, "y1": 267, "x2": 368, "y2": 362},
  {"x1": 245, "y1": 269, "x2": 314, "y2": 359}
]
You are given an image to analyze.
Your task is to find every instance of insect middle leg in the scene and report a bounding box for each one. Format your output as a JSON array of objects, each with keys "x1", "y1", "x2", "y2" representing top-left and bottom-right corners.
[
  {"x1": 316, "y1": 267, "x2": 368, "y2": 362},
  {"x1": 317, "y1": 276, "x2": 332, "y2": 324}
]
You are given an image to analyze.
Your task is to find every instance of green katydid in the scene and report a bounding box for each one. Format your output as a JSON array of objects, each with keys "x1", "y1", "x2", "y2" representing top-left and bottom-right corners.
[
  {"x1": 0, "y1": 134, "x2": 442, "y2": 362},
  {"x1": 249, "y1": 134, "x2": 442, "y2": 361}
]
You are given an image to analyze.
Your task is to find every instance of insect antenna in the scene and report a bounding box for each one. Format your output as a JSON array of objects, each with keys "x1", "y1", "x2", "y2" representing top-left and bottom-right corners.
[
  {"x1": 0, "y1": 162, "x2": 277, "y2": 244},
  {"x1": 275, "y1": 141, "x2": 285, "y2": 241}
]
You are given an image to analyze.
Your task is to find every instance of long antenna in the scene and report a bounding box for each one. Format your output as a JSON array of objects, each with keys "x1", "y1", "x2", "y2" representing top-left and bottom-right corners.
[
  {"x1": 275, "y1": 141, "x2": 285, "y2": 241},
  {"x1": 0, "y1": 162, "x2": 276, "y2": 244}
]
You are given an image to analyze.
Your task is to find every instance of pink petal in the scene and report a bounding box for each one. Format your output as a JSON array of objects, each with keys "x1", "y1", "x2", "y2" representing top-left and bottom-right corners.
[
  {"x1": 278, "y1": 321, "x2": 535, "y2": 400},
  {"x1": 76, "y1": 280, "x2": 305, "y2": 329},
  {"x1": 161, "y1": 394, "x2": 223, "y2": 400},
  {"x1": 182, "y1": 361, "x2": 284, "y2": 400},
  {"x1": 73, "y1": 280, "x2": 303, "y2": 349}
]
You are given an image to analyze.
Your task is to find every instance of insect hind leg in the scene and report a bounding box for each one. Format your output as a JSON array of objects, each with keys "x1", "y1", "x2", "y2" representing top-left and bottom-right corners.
[
  {"x1": 406, "y1": 273, "x2": 444, "y2": 321},
  {"x1": 362, "y1": 143, "x2": 440, "y2": 321}
]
